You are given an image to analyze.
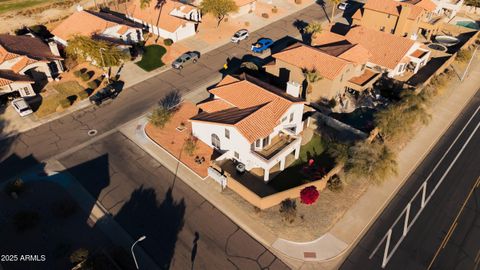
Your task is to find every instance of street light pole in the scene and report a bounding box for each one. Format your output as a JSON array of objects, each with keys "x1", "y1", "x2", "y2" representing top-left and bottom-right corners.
[
  {"x1": 461, "y1": 46, "x2": 478, "y2": 82},
  {"x1": 99, "y1": 48, "x2": 110, "y2": 83},
  {"x1": 131, "y1": 235, "x2": 146, "y2": 269}
]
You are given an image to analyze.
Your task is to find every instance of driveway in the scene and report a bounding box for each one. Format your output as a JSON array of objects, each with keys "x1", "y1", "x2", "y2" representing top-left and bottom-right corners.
[{"x1": 58, "y1": 132, "x2": 290, "y2": 270}]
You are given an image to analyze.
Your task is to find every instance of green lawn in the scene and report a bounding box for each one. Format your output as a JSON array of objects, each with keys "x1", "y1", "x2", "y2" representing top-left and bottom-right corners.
[
  {"x1": 267, "y1": 134, "x2": 335, "y2": 192},
  {"x1": 35, "y1": 81, "x2": 84, "y2": 118},
  {"x1": 0, "y1": 0, "x2": 56, "y2": 14},
  {"x1": 136, "y1": 45, "x2": 167, "y2": 72}
]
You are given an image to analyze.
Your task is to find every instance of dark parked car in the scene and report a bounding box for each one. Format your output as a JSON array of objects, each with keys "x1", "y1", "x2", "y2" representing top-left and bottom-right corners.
[
  {"x1": 172, "y1": 51, "x2": 200, "y2": 69},
  {"x1": 89, "y1": 81, "x2": 123, "y2": 105}
]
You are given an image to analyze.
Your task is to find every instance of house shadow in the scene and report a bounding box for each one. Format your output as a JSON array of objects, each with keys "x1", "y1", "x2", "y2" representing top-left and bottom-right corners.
[{"x1": 114, "y1": 186, "x2": 185, "y2": 270}]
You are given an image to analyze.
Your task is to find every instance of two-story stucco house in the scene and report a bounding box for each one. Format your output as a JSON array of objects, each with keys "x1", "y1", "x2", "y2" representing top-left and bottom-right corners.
[
  {"x1": 51, "y1": 6, "x2": 144, "y2": 47},
  {"x1": 352, "y1": 0, "x2": 441, "y2": 40},
  {"x1": 190, "y1": 74, "x2": 305, "y2": 181},
  {"x1": 0, "y1": 34, "x2": 63, "y2": 97},
  {"x1": 117, "y1": 0, "x2": 201, "y2": 42},
  {"x1": 312, "y1": 26, "x2": 431, "y2": 79},
  {"x1": 266, "y1": 40, "x2": 379, "y2": 102},
  {"x1": 432, "y1": 0, "x2": 463, "y2": 18}
]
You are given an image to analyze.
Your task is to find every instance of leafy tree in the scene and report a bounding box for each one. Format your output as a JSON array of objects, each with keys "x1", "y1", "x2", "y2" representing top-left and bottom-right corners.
[
  {"x1": 304, "y1": 21, "x2": 322, "y2": 37},
  {"x1": 148, "y1": 107, "x2": 172, "y2": 128},
  {"x1": 375, "y1": 91, "x2": 430, "y2": 143},
  {"x1": 240, "y1": 61, "x2": 259, "y2": 71},
  {"x1": 66, "y1": 36, "x2": 128, "y2": 68},
  {"x1": 184, "y1": 136, "x2": 198, "y2": 156},
  {"x1": 328, "y1": 142, "x2": 350, "y2": 165},
  {"x1": 140, "y1": 0, "x2": 151, "y2": 8},
  {"x1": 456, "y1": 48, "x2": 473, "y2": 63},
  {"x1": 345, "y1": 141, "x2": 397, "y2": 184},
  {"x1": 200, "y1": 0, "x2": 239, "y2": 27},
  {"x1": 465, "y1": 0, "x2": 480, "y2": 9}
]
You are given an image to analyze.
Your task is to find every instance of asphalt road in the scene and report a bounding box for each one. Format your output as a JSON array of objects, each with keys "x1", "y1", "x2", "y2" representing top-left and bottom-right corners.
[
  {"x1": 0, "y1": 1, "x2": 332, "y2": 180},
  {"x1": 58, "y1": 132, "x2": 290, "y2": 270},
  {"x1": 340, "y1": 90, "x2": 480, "y2": 270}
]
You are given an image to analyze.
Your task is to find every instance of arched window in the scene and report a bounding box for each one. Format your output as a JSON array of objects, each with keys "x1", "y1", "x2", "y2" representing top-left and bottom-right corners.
[{"x1": 211, "y1": 134, "x2": 220, "y2": 149}]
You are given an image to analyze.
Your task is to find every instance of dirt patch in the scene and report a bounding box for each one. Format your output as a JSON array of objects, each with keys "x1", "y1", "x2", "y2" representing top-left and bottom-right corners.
[{"x1": 222, "y1": 176, "x2": 369, "y2": 242}]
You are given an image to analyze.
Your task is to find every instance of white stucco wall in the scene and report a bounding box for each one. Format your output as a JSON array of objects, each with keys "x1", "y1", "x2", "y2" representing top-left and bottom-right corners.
[
  {"x1": 0, "y1": 82, "x2": 34, "y2": 96},
  {"x1": 127, "y1": 16, "x2": 196, "y2": 42}
]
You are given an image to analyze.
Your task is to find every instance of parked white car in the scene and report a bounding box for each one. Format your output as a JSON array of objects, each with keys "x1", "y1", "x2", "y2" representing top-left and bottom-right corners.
[
  {"x1": 338, "y1": 2, "x2": 349, "y2": 10},
  {"x1": 231, "y1": 29, "x2": 249, "y2": 43},
  {"x1": 11, "y1": 98, "x2": 33, "y2": 117}
]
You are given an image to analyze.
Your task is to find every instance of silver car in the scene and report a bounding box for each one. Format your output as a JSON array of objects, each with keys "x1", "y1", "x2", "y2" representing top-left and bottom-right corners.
[
  {"x1": 172, "y1": 52, "x2": 200, "y2": 69},
  {"x1": 11, "y1": 98, "x2": 33, "y2": 117},
  {"x1": 231, "y1": 29, "x2": 249, "y2": 43}
]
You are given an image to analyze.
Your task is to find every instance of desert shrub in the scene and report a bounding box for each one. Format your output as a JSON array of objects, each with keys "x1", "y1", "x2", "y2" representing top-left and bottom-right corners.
[
  {"x1": 300, "y1": 186, "x2": 319, "y2": 204},
  {"x1": 87, "y1": 79, "x2": 100, "y2": 89},
  {"x1": 51, "y1": 198, "x2": 78, "y2": 218},
  {"x1": 164, "y1": 38, "x2": 173, "y2": 46},
  {"x1": 77, "y1": 89, "x2": 89, "y2": 100},
  {"x1": 80, "y1": 72, "x2": 92, "y2": 81},
  {"x1": 272, "y1": 6, "x2": 278, "y2": 13},
  {"x1": 183, "y1": 136, "x2": 198, "y2": 156},
  {"x1": 59, "y1": 98, "x2": 72, "y2": 108},
  {"x1": 240, "y1": 61, "x2": 258, "y2": 71},
  {"x1": 159, "y1": 90, "x2": 182, "y2": 110},
  {"x1": 456, "y1": 48, "x2": 473, "y2": 63},
  {"x1": 148, "y1": 107, "x2": 172, "y2": 128},
  {"x1": 279, "y1": 199, "x2": 297, "y2": 223},
  {"x1": 224, "y1": 17, "x2": 229, "y2": 22},
  {"x1": 261, "y1": 13, "x2": 269, "y2": 18},
  {"x1": 344, "y1": 141, "x2": 397, "y2": 184},
  {"x1": 244, "y1": 21, "x2": 250, "y2": 27},
  {"x1": 73, "y1": 70, "x2": 82, "y2": 77},
  {"x1": 295, "y1": 0, "x2": 302, "y2": 4},
  {"x1": 64, "y1": 57, "x2": 78, "y2": 70},
  {"x1": 328, "y1": 98, "x2": 337, "y2": 108},
  {"x1": 327, "y1": 174, "x2": 343, "y2": 192},
  {"x1": 5, "y1": 178, "x2": 25, "y2": 195},
  {"x1": 13, "y1": 211, "x2": 40, "y2": 232}
]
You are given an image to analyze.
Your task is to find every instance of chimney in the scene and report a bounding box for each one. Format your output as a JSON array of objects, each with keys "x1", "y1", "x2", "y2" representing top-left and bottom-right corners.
[
  {"x1": 48, "y1": 41, "x2": 61, "y2": 56},
  {"x1": 76, "y1": 5, "x2": 84, "y2": 12},
  {"x1": 286, "y1": 81, "x2": 301, "y2": 97}
]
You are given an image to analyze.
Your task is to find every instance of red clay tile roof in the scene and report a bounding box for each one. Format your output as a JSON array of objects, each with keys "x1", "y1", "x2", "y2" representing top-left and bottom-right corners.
[
  {"x1": 272, "y1": 43, "x2": 351, "y2": 80},
  {"x1": 348, "y1": 69, "x2": 379, "y2": 86},
  {"x1": 0, "y1": 69, "x2": 33, "y2": 87},
  {"x1": 197, "y1": 99, "x2": 234, "y2": 113},
  {"x1": 51, "y1": 10, "x2": 140, "y2": 41},
  {"x1": 0, "y1": 34, "x2": 62, "y2": 63},
  {"x1": 345, "y1": 26, "x2": 415, "y2": 69},
  {"x1": 10, "y1": 57, "x2": 30, "y2": 73},
  {"x1": 191, "y1": 74, "x2": 303, "y2": 143},
  {"x1": 364, "y1": 0, "x2": 401, "y2": 15}
]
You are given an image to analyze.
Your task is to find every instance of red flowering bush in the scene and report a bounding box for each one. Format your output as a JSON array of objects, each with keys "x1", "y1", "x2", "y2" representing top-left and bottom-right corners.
[{"x1": 300, "y1": 186, "x2": 319, "y2": 205}]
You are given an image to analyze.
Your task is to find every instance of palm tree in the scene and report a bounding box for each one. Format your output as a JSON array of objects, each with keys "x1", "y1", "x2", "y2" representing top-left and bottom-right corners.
[
  {"x1": 304, "y1": 21, "x2": 322, "y2": 38},
  {"x1": 154, "y1": 0, "x2": 167, "y2": 42},
  {"x1": 302, "y1": 68, "x2": 322, "y2": 98},
  {"x1": 330, "y1": 0, "x2": 342, "y2": 21}
]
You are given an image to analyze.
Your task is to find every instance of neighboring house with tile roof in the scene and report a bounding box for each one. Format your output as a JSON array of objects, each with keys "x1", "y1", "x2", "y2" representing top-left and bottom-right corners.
[
  {"x1": 190, "y1": 74, "x2": 305, "y2": 181},
  {"x1": 266, "y1": 41, "x2": 379, "y2": 101},
  {"x1": 312, "y1": 26, "x2": 431, "y2": 78},
  {"x1": 352, "y1": 0, "x2": 443, "y2": 40},
  {"x1": 116, "y1": 0, "x2": 201, "y2": 42},
  {"x1": 431, "y1": 0, "x2": 463, "y2": 18},
  {"x1": 51, "y1": 6, "x2": 144, "y2": 47},
  {"x1": 0, "y1": 34, "x2": 63, "y2": 97}
]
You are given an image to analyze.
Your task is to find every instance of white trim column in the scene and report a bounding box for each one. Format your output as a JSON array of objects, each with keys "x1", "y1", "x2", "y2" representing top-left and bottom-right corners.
[
  {"x1": 294, "y1": 144, "x2": 301, "y2": 159},
  {"x1": 264, "y1": 168, "x2": 270, "y2": 181},
  {"x1": 280, "y1": 158, "x2": 286, "y2": 171}
]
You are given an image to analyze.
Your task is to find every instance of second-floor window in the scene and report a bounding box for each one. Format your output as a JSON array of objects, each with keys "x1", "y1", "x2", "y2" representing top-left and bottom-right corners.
[{"x1": 225, "y1": 128, "x2": 230, "y2": 139}]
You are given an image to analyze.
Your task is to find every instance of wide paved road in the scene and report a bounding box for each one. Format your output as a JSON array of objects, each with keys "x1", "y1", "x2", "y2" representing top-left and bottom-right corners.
[
  {"x1": 0, "y1": 1, "x2": 331, "y2": 179},
  {"x1": 0, "y1": 2, "x2": 332, "y2": 270},
  {"x1": 341, "y1": 90, "x2": 480, "y2": 270}
]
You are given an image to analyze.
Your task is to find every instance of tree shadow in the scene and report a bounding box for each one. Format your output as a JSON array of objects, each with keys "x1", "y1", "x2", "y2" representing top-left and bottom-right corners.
[
  {"x1": 191, "y1": 231, "x2": 200, "y2": 270},
  {"x1": 114, "y1": 186, "x2": 185, "y2": 269}
]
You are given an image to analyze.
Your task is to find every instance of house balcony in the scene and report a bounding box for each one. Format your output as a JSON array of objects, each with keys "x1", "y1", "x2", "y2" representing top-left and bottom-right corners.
[{"x1": 346, "y1": 69, "x2": 380, "y2": 92}]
